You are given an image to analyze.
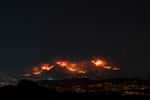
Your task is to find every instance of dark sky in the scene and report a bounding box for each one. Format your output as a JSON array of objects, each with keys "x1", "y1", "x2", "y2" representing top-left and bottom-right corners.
[{"x1": 0, "y1": 0, "x2": 149, "y2": 78}]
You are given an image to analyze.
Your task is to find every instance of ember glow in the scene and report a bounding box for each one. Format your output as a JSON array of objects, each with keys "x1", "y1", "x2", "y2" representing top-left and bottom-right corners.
[
  {"x1": 32, "y1": 64, "x2": 54, "y2": 75},
  {"x1": 41, "y1": 64, "x2": 54, "y2": 71},
  {"x1": 30, "y1": 57, "x2": 120, "y2": 76},
  {"x1": 103, "y1": 66, "x2": 112, "y2": 70},
  {"x1": 78, "y1": 70, "x2": 86, "y2": 74},
  {"x1": 91, "y1": 58, "x2": 106, "y2": 67},
  {"x1": 32, "y1": 67, "x2": 41, "y2": 75},
  {"x1": 56, "y1": 61, "x2": 68, "y2": 67},
  {"x1": 56, "y1": 61, "x2": 86, "y2": 74}
]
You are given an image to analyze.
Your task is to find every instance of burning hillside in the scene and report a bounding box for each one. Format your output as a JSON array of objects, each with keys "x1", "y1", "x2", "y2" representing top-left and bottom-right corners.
[{"x1": 23, "y1": 57, "x2": 120, "y2": 79}]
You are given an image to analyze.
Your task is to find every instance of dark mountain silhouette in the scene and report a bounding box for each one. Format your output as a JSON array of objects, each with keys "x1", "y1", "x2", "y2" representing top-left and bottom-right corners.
[
  {"x1": 0, "y1": 79, "x2": 58, "y2": 97},
  {"x1": 0, "y1": 78, "x2": 150, "y2": 97}
]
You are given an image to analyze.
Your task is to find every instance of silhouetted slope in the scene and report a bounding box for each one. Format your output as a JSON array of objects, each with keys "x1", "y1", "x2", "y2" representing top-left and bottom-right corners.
[
  {"x1": 0, "y1": 79, "x2": 150, "y2": 97},
  {"x1": 0, "y1": 79, "x2": 58, "y2": 97}
]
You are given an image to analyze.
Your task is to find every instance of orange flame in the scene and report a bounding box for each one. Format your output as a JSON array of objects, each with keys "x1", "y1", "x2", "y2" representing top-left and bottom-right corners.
[
  {"x1": 56, "y1": 61, "x2": 87, "y2": 74},
  {"x1": 41, "y1": 64, "x2": 54, "y2": 71},
  {"x1": 66, "y1": 67, "x2": 77, "y2": 72},
  {"x1": 30, "y1": 57, "x2": 120, "y2": 76},
  {"x1": 56, "y1": 61, "x2": 68, "y2": 67},
  {"x1": 91, "y1": 58, "x2": 106, "y2": 67}
]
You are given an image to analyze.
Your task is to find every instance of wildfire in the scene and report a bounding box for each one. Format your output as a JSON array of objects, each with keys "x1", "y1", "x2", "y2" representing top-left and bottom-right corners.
[
  {"x1": 56, "y1": 61, "x2": 67, "y2": 67},
  {"x1": 56, "y1": 61, "x2": 86, "y2": 74},
  {"x1": 91, "y1": 58, "x2": 106, "y2": 67},
  {"x1": 41, "y1": 64, "x2": 54, "y2": 71},
  {"x1": 30, "y1": 57, "x2": 121, "y2": 76},
  {"x1": 32, "y1": 64, "x2": 54, "y2": 75},
  {"x1": 66, "y1": 67, "x2": 77, "y2": 72}
]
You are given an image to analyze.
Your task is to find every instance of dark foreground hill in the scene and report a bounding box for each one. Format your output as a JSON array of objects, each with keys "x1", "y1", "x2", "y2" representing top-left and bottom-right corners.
[
  {"x1": 0, "y1": 79, "x2": 150, "y2": 97},
  {"x1": 0, "y1": 80, "x2": 58, "y2": 97}
]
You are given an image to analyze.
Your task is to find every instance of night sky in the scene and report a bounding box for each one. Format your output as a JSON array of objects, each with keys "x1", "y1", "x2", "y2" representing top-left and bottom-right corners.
[{"x1": 0, "y1": 0, "x2": 149, "y2": 79}]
